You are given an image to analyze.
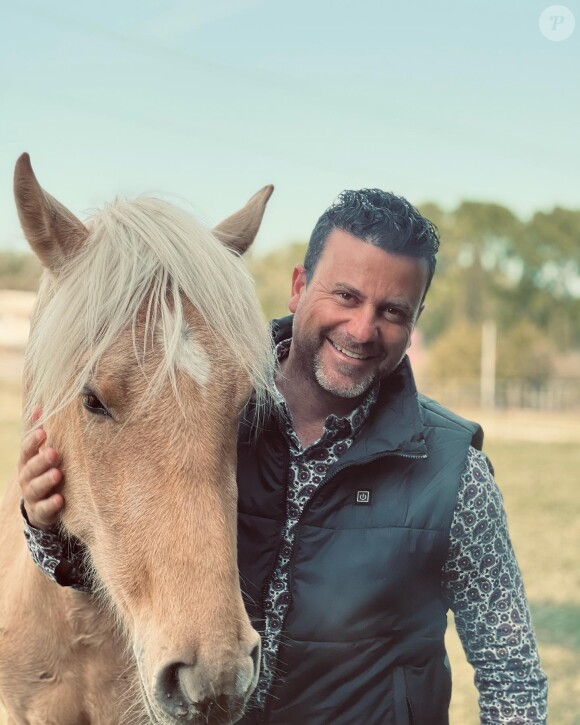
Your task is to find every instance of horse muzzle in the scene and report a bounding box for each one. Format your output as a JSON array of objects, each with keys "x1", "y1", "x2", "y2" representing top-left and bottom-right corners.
[{"x1": 137, "y1": 636, "x2": 261, "y2": 724}]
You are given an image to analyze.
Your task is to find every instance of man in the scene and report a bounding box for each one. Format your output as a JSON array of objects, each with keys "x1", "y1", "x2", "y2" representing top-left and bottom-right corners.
[{"x1": 19, "y1": 189, "x2": 547, "y2": 723}]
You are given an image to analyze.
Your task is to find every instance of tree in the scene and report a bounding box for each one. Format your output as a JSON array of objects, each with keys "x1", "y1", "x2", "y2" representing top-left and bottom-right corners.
[
  {"x1": 247, "y1": 242, "x2": 307, "y2": 321},
  {"x1": 419, "y1": 201, "x2": 523, "y2": 343},
  {"x1": 497, "y1": 320, "x2": 554, "y2": 387},
  {"x1": 425, "y1": 319, "x2": 481, "y2": 381},
  {"x1": 0, "y1": 252, "x2": 42, "y2": 292},
  {"x1": 513, "y1": 208, "x2": 580, "y2": 349}
]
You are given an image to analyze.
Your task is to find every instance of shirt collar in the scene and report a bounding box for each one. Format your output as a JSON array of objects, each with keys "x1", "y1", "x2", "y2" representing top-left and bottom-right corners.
[{"x1": 274, "y1": 338, "x2": 379, "y2": 447}]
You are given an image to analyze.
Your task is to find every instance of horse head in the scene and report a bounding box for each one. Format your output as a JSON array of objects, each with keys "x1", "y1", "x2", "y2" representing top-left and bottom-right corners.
[{"x1": 14, "y1": 153, "x2": 275, "y2": 724}]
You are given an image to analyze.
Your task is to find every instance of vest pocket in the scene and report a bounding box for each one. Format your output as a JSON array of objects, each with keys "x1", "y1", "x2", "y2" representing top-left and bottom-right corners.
[
  {"x1": 394, "y1": 659, "x2": 451, "y2": 725},
  {"x1": 392, "y1": 667, "x2": 412, "y2": 725}
]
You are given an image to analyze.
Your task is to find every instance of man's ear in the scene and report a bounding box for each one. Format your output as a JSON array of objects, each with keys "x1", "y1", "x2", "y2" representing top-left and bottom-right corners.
[
  {"x1": 288, "y1": 264, "x2": 307, "y2": 313},
  {"x1": 407, "y1": 303, "x2": 425, "y2": 350}
]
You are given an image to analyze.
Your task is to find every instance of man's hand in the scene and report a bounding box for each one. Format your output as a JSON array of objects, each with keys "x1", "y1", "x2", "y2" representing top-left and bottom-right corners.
[{"x1": 18, "y1": 417, "x2": 64, "y2": 531}]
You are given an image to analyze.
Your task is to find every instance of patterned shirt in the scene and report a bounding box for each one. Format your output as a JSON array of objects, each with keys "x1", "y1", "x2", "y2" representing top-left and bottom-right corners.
[
  {"x1": 22, "y1": 341, "x2": 548, "y2": 723},
  {"x1": 256, "y1": 350, "x2": 379, "y2": 707}
]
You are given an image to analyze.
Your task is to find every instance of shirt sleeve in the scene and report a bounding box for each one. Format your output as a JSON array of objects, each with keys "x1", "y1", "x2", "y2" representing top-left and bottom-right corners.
[
  {"x1": 21, "y1": 499, "x2": 92, "y2": 593},
  {"x1": 442, "y1": 447, "x2": 548, "y2": 724}
]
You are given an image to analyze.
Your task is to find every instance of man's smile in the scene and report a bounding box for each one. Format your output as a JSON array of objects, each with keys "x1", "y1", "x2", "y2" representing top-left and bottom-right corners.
[{"x1": 327, "y1": 338, "x2": 376, "y2": 362}]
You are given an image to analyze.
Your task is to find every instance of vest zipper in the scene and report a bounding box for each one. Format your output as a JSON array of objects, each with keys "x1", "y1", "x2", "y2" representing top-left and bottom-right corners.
[
  {"x1": 259, "y1": 434, "x2": 292, "y2": 615},
  {"x1": 256, "y1": 429, "x2": 291, "y2": 723},
  {"x1": 261, "y1": 448, "x2": 426, "y2": 719}
]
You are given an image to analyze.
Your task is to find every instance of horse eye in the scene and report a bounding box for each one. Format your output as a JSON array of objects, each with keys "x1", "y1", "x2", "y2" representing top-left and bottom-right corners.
[{"x1": 81, "y1": 391, "x2": 111, "y2": 417}]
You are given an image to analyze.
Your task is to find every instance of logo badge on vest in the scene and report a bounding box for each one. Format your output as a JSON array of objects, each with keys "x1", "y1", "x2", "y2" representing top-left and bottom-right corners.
[{"x1": 356, "y1": 490, "x2": 371, "y2": 505}]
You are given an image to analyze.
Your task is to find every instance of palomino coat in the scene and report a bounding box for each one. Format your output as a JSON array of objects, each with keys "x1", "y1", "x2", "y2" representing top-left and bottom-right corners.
[{"x1": 236, "y1": 316, "x2": 483, "y2": 724}]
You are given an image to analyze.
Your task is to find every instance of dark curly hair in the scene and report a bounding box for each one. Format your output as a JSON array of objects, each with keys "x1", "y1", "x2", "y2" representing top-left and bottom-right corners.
[{"x1": 304, "y1": 189, "x2": 440, "y2": 296}]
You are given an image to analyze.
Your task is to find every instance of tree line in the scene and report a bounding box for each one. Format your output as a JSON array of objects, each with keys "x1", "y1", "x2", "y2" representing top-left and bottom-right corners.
[{"x1": 2, "y1": 200, "x2": 579, "y2": 387}]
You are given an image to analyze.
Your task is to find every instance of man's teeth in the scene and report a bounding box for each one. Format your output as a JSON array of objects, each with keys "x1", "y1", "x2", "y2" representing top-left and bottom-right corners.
[{"x1": 330, "y1": 340, "x2": 368, "y2": 360}]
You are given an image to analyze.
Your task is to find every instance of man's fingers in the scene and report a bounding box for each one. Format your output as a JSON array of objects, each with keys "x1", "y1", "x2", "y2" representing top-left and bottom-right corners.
[
  {"x1": 21, "y1": 448, "x2": 60, "y2": 484},
  {"x1": 26, "y1": 468, "x2": 62, "y2": 503},
  {"x1": 31, "y1": 494, "x2": 64, "y2": 527},
  {"x1": 18, "y1": 410, "x2": 64, "y2": 530},
  {"x1": 18, "y1": 409, "x2": 64, "y2": 530},
  {"x1": 18, "y1": 429, "x2": 46, "y2": 470}
]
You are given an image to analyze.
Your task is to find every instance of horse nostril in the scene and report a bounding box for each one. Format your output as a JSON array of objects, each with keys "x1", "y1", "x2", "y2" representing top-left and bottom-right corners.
[
  {"x1": 155, "y1": 662, "x2": 195, "y2": 719},
  {"x1": 250, "y1": 641, "x2": 261, "y2": 677},
  {"x1": 154, "y1": 662, "x2": 243, "y2": 723}
]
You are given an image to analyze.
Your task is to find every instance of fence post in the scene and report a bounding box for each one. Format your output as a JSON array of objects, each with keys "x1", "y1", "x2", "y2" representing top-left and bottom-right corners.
[{"x1": 481, "y1": 320, "x2": 497, "y2": 409}]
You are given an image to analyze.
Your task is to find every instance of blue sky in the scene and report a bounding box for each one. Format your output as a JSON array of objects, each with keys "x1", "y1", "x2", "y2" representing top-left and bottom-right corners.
[{"x1": 1, "y1": 0, "x2": 578, "y2": 255}]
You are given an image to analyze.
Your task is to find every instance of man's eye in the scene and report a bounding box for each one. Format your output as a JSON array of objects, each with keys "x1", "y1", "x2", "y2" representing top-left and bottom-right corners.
[
  {"x1": 338, "y1": 292, "x2": 353, "y2": 301},
  {"x1": 384, "y1": 307, "x2": 403, "y2": 320},
  {"x1": 81, "y1": 391, "x2": 111, "y2": 417}
]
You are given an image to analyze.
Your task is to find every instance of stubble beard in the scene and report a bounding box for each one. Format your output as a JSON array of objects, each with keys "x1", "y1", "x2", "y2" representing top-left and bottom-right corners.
[{"x1": 312, "y1": 347, "x2": 378, "y2": 399}]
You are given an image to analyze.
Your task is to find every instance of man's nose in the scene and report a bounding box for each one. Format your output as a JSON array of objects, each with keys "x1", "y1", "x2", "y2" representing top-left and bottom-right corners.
[{"x1": 345, "y1": 307, "x2": 379, "y2": 343}]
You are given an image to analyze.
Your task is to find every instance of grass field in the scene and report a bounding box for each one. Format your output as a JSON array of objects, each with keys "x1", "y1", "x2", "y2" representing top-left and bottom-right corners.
[{"x1": 1, "y1": 378, "x2": 579, "y2": 723}]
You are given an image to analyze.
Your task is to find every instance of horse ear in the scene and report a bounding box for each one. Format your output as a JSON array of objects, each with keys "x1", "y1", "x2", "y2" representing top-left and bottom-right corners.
[
  {"x1": 213, "y1": 184, "x2": 274, "y2": 254},
  {"x1": 13, "y1": 153, "x2": 89, "y2": 271}
]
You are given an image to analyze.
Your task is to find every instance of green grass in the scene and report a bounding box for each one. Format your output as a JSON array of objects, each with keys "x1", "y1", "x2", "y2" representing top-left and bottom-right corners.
[{"x1": 1, "y1": 387, "x2": 578, "y2": 723}]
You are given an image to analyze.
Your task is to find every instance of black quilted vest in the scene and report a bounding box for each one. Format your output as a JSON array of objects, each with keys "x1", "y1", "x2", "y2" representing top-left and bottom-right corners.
[{"x1": 237, "y1": 317, "x2": 483, "y2": 724}]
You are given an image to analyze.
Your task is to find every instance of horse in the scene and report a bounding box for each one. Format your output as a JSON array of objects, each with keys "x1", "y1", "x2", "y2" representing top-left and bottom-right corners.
[{"x1": 0, "y1": 153, "x2": 276, "y2": 724}]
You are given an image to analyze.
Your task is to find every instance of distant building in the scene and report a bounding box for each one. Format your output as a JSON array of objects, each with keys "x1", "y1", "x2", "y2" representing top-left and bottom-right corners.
[{"x1": 0, "y1": 290, "x2": 35, "y2": 351}]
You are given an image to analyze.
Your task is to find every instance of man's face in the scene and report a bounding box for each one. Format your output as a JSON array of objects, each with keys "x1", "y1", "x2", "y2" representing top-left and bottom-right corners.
[{"x1": 288, "y1": 229, "x2": 430, "y2": 399}]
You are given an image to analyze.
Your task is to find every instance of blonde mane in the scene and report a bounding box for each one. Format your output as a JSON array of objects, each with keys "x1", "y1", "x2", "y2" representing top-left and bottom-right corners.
[{"x1": 24, "y1": 196, "x2": 276, "y2": 425}]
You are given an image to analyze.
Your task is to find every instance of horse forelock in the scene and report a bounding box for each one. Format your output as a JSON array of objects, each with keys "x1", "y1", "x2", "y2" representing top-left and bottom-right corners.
[{"x1": 23, "y1": 196, "x2": 276, "y2": 427}]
